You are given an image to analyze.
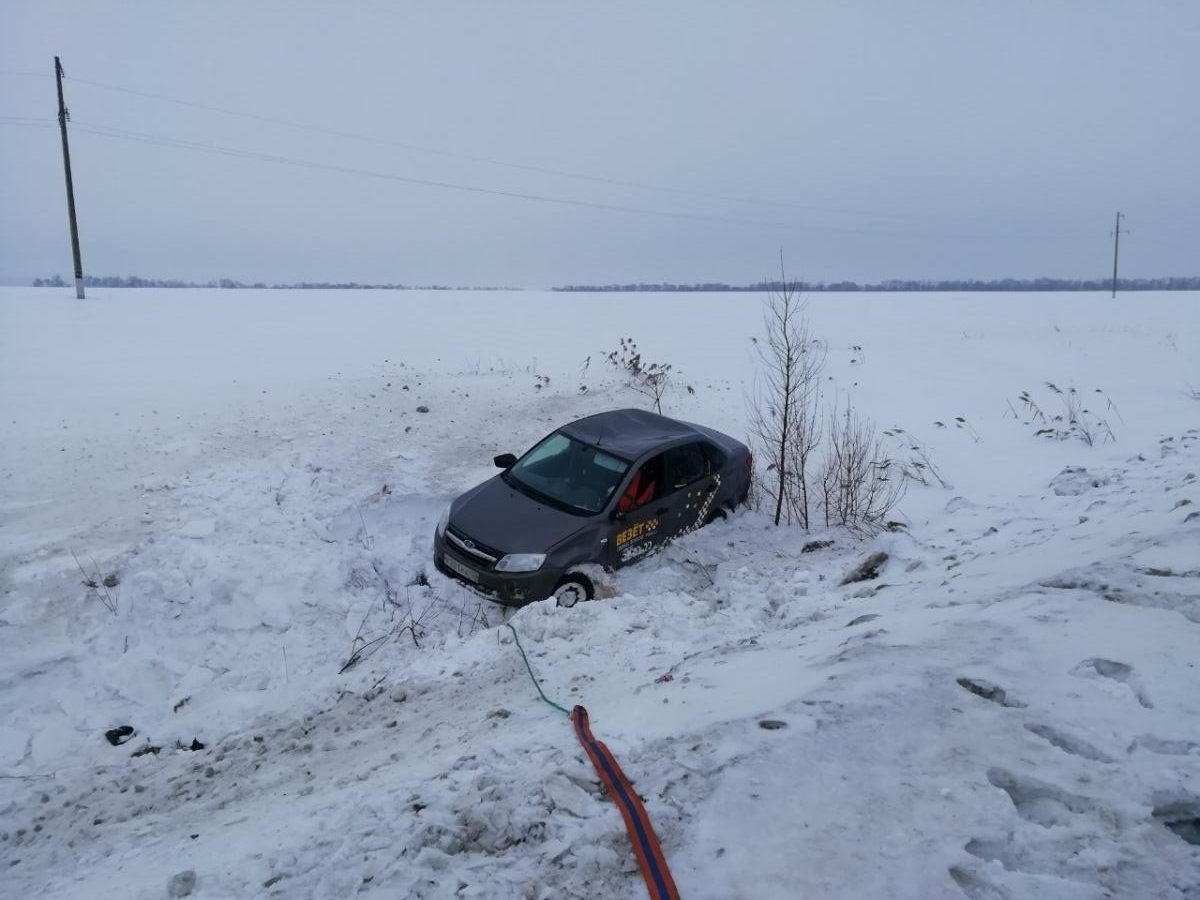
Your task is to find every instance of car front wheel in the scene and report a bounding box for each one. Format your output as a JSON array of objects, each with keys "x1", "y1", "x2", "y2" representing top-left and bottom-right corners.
[{"x1": 552, "y1": 574, "x2": 594, "y2": 608}]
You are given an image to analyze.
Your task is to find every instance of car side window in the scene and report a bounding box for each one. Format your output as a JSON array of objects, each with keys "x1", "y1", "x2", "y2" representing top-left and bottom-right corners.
[
  {"x1": 617, "y1": 453, "x2": 665, "y2": 514},
  {"x1": 701, "y1": 442, "x2": 726, "y2": 471},
  {"x1": 666, "y1": 442, "x2": 708, "y2": 490}
]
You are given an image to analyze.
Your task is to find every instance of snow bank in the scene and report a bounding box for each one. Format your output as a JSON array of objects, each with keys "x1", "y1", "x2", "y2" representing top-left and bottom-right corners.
[{"x1": 1, "y1": 288, "x2": 1198, "y2": 898}]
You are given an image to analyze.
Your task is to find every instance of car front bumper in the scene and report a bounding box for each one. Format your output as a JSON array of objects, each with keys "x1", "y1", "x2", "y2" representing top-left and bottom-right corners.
[{"x1": 432, "y1": 530, "x2": 560, "y2": 606}]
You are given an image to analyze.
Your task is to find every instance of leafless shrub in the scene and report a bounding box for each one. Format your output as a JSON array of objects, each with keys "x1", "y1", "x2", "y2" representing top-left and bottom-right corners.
[
  {"x1": 748, "y1": 261, "x2": 825, "y2": 527},
  {"x1": 1012, "y1": 383, "x2": 1117, "y2": 446},
  {"x1": 606, "y1": 337, "x2": 673, "y2": 413},
  {"x1": 819, "y1": 399, "x2": 905, "y2": 533},
  {"x1": 339, "y1": 566, "x2": 439, "y2": 673},
  {"x1": 953, "y1": 416, "x2": 982, "y2": 443},
  {"x1": 72, "y1": 549, "x2": 118, "y2": 614},
  {"x1": 456, "y1": 595, "x2": 492, "y2": 638},
  {"x1": 883, "y1": 427, "x2": 951, "y2": 489},
  {"x1": 355, "y1": 504, "x2": 374, "y2": 551}
]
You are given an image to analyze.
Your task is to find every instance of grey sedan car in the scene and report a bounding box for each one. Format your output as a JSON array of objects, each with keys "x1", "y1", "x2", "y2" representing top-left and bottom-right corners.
[{"x1": 433, "y1": 408, "x2": 751, "y2": 606}]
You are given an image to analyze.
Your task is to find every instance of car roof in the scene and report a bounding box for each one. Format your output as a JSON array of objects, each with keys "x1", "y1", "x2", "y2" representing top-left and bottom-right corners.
[{"x1": 559, "y1": 408, "x2": 707, "y2": 460}]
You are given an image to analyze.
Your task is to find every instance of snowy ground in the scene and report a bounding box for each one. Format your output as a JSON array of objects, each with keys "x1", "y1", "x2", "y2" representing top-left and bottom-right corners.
[{"x1": 1, "y1": 288, "x2": 1198, "y2": 899}]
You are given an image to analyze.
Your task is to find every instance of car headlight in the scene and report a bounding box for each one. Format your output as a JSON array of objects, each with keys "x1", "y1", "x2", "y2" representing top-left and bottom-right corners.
[
  {"x1": 436, "y1": 504, "x2": 451, "y2": 536},
  {"x1": 495, "y1": 553, "x2": 546, "y2": 573}
]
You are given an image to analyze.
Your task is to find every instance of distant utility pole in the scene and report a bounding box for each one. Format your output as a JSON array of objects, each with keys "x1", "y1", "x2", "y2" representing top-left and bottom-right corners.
[
  {"x1": 54, "y1": 56, "x2": 85, "y2": 299},
  {"x1": 1109, "y1": 211, "x2": 1128, "y2": 299}
]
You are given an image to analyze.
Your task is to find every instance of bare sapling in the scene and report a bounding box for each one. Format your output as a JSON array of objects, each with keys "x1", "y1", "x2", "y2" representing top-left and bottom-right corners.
[{"x1": 749, "y1": 259, "x2": 825, "y2": 527}]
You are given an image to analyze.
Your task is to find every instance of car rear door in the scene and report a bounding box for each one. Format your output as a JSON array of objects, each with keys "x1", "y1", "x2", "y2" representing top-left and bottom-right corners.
[{"x1": 662, "y1": 442, "x2": 721, "y2": 538}]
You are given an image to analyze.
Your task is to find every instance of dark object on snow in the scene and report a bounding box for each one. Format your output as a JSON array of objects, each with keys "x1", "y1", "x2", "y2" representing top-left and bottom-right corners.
[
  {"x1": 105, "y1": 725, "x2": 135, "y2": 746},
  {"x1": 846, "y1": 613, "x2": 880, "y2": 627},
  {"x1": 840, "y1": 551, "x2": 889, "y2": 585},
  {"x1": 801, "y1": 539, "x2": 834, "y2": 553},
  {"x1": 168, "y1": 869, "x2": 197, "y2": 897},
  {"x1": 102, "y1": 572, "x2": 120, "y2": 588},
  {"x1": 130, "y1": 744, "x2": 161, "y2": 758},
  {"x1": 416, "y1": 405, "x2": 430, "y2": 413},
  {"x1": 956, "y1": 676, "x2": 1026, "y2": 708},
  {"x1": 434, "y1": 409, "x2": 751, "y2": 607},
  {"x1": 1153, "y1": 800, "x2": 1200, "y2": 846},
  {"x1": 187, "y1": 738, "x2": 205, "y2": 751},
  {"x1": 758, "y1": 719, "x2": 787, "y2": 730}
]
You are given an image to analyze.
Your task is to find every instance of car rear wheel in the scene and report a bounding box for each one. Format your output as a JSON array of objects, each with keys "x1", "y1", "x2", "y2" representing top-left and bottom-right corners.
[
  {"x1": 553, "y1": 574, "x2": 594, "y2": 608},
  {"x1": 704, "y1": 506, "x2": 728, "y2": 525}
]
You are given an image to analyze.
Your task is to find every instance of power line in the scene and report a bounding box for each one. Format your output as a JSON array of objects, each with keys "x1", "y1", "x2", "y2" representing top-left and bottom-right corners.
[
  {"x1": 56, "y1": 72, "x2": 999, "y2": 227},
  {"x1": 63, "y1": 120, "x2": 871, "y2": 234},
  {"x1": 0, "y1": 114, "x2": 1112, "y2": 243},
  {"x1": 1, "y1": 70, "x2": 1126, "y2": 239},
  {"x1": 0, "y1": 116, "x2": 57, "y2": 127},
  {"x1": 58, "y1": 118, "x2": 1104, "y2": 242}
]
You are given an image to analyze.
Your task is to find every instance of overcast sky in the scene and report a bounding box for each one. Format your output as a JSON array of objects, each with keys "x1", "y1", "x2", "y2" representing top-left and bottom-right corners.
[{"x1": 1, "y1": 2, "x2": 1197, "y2": 287}]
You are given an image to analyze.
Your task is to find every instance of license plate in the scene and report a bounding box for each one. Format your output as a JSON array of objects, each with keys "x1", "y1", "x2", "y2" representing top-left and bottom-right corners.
[{"x1": 443, "y1": 554, "x2": 479, "y2": 583}]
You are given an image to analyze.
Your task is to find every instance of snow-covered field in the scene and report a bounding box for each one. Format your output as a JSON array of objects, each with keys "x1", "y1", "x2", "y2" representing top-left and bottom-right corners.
[{"x1": 1, "y1": 287, "x2": 1198, "y2": 899}]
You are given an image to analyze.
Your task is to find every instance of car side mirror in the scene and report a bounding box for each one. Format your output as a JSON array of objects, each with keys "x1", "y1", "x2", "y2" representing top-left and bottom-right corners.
[{"x1": 494, "y1": 453, "x2": 518, "y2": 469}]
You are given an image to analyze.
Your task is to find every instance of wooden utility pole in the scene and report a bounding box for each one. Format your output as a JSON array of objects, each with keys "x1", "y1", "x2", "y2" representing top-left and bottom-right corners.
[
  {"x1": 54, "y1": 56, "x2": 85, "y2": 299},
  {"x1": 1110, "y1": 211, "x2": 1127, "y2": 299}
]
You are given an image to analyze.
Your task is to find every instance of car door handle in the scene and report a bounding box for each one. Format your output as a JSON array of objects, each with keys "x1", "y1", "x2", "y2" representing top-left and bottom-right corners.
[{"x1": 655, "y1": 505, "x2": 670, "y2": 515}]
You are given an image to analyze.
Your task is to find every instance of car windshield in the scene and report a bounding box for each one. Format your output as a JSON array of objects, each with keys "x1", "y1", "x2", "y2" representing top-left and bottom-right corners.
[{"x1": 505, "y1": 431, "x2": 631, "y2": 514}]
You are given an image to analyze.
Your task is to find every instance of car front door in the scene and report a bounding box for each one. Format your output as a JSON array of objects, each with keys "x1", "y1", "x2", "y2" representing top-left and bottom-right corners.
[{"x1": 609, "y1": 453, "x2": 669, "y2": 566}]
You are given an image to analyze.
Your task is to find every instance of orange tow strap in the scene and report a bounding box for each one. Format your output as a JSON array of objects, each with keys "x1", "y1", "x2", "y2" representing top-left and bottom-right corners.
[{"x1": 572, "y1": 705, "x2": 682, "y2": 900}]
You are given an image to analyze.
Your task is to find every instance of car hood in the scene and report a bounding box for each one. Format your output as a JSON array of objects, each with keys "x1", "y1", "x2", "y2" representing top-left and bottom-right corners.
[{"x1": 450, "y1": 475, "x2": 590, "y2": 555}]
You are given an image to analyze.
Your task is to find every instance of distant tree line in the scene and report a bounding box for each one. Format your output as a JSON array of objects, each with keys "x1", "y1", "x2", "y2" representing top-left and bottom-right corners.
[
  {"x1": 32, "y1": 274, "x2": 1200, "y2": 292},
  {"x1": 31, "y1": 274, "x2": 506, "y2": 291},
  {"x1": 554, "y1": 276, "x2": 1200, "y2": 292}
]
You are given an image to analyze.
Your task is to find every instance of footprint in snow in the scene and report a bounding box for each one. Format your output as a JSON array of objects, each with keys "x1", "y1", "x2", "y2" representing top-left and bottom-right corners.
[
  {"x1": 985, "y1": 766, "x2": 1099, "y2": 828},
  {"x1": 1023, "y1": 722, "x2": 1114, "y2": 763},
  {"x1": 948, "y1": 864, "x2": 1013, "y2": 900},
  {"x1": 1130, "y1": 735, "x2": 1199, "y2": 756},
  {"x1": 1071, "y1": 657, "x2": 1154, "y2": 709}
]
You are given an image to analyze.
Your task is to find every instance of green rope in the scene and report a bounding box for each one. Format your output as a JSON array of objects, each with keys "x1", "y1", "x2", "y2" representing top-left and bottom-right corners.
[{"x1": 505, "y1": 623, "x2": 571, "y2": 717}]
